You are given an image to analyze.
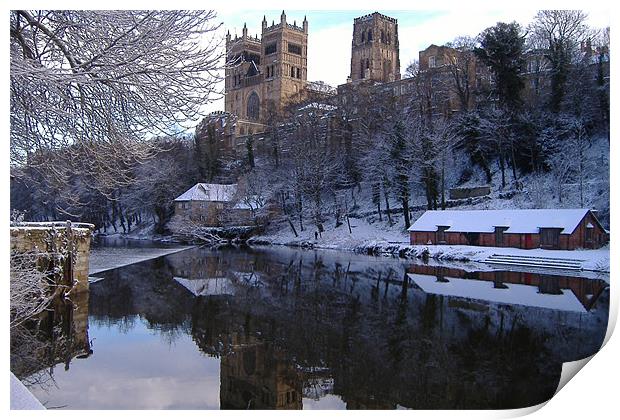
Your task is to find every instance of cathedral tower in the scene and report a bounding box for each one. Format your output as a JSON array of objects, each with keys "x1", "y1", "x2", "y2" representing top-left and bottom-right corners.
[
  {"x1": 224, "y1": 11, "x2": 308, "y2": 137},
  {"x1": 350, "y1": 12, "x2": 400, "y2": 83}
]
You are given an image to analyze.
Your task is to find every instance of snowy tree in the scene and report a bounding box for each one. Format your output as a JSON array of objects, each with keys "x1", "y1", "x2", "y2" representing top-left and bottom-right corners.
[
  {"x1": 195, "y1": 116, "x2": 225, "y2": 182},
  {"x1": 445, "y1": 36, "x2": 477, "y2": 112},
  {"x1": 388, "y1": 120, "x2": 412, "y2": 228},
  {"x1": 478, "y1": 108, "x2": 521, "y2": 189},
  {"x1": 529, "y1": 10, "x2": 590, "y2": 112},
  {"x1": 10, "y1": 10, "x2": 224, "y2": 201},
  {"x1": 425, "y1": 118, "x2": 463, "y2": 209}
]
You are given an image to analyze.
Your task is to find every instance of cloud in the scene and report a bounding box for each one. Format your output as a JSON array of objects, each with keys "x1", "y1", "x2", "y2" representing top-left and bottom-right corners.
[{"x1": 307, "y1": 22, "x2": 353, "y2": 86}]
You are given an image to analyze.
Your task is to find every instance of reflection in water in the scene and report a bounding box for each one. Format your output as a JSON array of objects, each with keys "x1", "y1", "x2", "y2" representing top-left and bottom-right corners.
[
  {"x1": 11, "y1": 292, "x2": 91, "y2": 391},
  {"x1": 13, "y1": 245, "x2": 609, "y2": 410}
]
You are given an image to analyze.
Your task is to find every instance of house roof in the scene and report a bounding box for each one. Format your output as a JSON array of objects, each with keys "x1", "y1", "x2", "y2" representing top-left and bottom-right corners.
[
  {"x1": 408, "y1": 274, "x2": 587, "y2": 313},
  {"x1": 407, "y1": 209, "x2": 592, "y2": 235},
  {"x1": 173, "y1": 277, "x2": 235, "y2": 297},
  {"x1": 174, "y1": 183, "x2": 237, "y2": 202}
]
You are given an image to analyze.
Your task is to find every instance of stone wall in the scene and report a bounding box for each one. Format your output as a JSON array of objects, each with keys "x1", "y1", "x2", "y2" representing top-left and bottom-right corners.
[
  {"x1": 449, "y1": 186, "x2": 491, "y2": 200},
  {"x1": 10, "y1": 223, "x2": 93, "y2": 295}
]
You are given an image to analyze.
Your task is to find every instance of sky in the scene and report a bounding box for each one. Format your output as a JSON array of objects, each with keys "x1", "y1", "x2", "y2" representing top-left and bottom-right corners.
[{"x1": 206, "y1": 6, "x2": 611, "y2": 114}]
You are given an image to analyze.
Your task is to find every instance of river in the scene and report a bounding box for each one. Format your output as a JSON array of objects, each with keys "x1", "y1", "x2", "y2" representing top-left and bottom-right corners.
[{"x1": 11, "y1": 243, "x2": 609, "y2": 409}]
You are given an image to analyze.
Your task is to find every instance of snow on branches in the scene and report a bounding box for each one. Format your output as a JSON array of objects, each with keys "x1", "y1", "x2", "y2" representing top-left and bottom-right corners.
[{"x1": 10, "y1": 10, "x2": 225, "y2": 195}]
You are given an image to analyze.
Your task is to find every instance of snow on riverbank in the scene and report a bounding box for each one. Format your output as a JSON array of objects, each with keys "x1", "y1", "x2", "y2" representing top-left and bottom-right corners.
[
  {"x1": 250, "y1": 216, "x2": 610, "y2": 275},
  {"x1": 250, "y1": 217, "x2": 408, "y2": 249},
  {"x1": 360, "y1": 241, "x2": 610, "y2": 274}
]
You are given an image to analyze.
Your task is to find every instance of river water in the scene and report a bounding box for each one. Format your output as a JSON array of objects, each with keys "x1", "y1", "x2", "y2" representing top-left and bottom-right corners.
[{"x1": 12, "y1": 244, "x2": 609, "y2": 409}]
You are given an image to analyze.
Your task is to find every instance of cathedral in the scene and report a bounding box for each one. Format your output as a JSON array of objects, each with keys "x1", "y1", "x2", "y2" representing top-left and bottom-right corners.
[
  {"x1": 222, "y1": 11, "x2": 401, "y2": 140},
  {"x1": 225, "y1": 11, "x2": 308, "y2": 137}
]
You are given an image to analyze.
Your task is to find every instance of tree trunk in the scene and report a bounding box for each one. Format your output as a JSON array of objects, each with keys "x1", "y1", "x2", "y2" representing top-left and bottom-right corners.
[
  {"x1": 401, "y1": 194, "x2": 411, "y2": 229},
  {"x1": 499, "y1": 152, "x2": 506, "y2": 189},
  {"x1": 287, "y1": 218, "x2": 299, "y2": 237},
  {"x1": 441, "y1": 157, "x2": 446, "y2": 210},
  {"x1": 510, "y1": 140, "x2": 519, "y2": 186},
  {"x1": 297, "y1": 193, "x2": 304, "y2": 232},
  {"x1": 384, "y1": 188, "x2": 392, "y2": 225}
]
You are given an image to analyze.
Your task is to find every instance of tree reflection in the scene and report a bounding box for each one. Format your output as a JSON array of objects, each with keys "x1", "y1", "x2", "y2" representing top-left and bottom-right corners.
[{"x1": 59, "y1": 247, "x2": 610, "y2": 409}]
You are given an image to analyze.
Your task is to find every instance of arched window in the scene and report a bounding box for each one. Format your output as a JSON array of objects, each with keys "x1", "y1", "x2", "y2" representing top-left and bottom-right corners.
[
  {"x1": 361, "y1": 31, "x2": 366, "y2": 43},
  {"x1": 381, "y1": 30, "x2": 385, "y2": 44},
  {"x1": 367, "y1": 29, "x2": 373, "y2": 42},
  {"x1": 247, "y1": 91, "x2": 260, "y2": 121}
]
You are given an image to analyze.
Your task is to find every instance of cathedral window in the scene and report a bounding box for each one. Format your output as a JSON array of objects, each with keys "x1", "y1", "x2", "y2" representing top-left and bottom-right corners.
[
  {"x1": 367, "y1": 29, "x2": 373, "y2": 42},
  {"x1": 288, "y1": 43, "x2": 302, "y2": 55},
  {"x1": 265, "y1": 42, "x2": 277, "y2": 55},
  {"x1": 247, "y1": 91, "x2": 260, "y2": 121}
]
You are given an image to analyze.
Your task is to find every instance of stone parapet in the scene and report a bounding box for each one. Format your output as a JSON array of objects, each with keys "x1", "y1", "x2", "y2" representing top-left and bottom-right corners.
[{"x1": 10, "y1": 222, "x2": 94, "y2": 295}]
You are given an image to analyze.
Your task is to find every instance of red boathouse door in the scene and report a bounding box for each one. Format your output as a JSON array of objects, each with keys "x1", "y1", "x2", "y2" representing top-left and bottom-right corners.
[{"x1": 524, "y1": 234, "x2": 533, "y2": 249}]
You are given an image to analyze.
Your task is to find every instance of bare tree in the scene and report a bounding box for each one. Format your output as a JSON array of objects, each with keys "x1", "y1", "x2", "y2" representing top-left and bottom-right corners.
[
  {"x1": 424, "y1": 118, "x2": 463, "y2": 209},
  {"x1": 445, "y1": 36, "x2": 477, "y2": 112},
  {"x1": 10, "y1": 252, "x2": 55, "y2": 329},
  {"x1": 10, "y1": 10, "x2": 224, "y2": 201},
  {"x1": 529, "y1": 10, "x2": 590, "y2": 112}
]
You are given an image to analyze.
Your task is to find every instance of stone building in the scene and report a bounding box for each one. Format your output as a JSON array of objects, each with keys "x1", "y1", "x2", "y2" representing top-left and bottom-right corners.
[
  {"x1": 173, "y1": 183, "x2": 253, "y2": 227},
  {"x1": 349, "y1": 12, "x2": 400, "y2": 83},
  {"x1": 225, "y1": 11, "x2": 309, "y2": 138}
]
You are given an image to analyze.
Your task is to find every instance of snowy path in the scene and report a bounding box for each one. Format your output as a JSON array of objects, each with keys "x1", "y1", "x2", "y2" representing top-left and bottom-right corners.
[{"x1": 88, "y1": 245, "x2": 193, "y2": 275}]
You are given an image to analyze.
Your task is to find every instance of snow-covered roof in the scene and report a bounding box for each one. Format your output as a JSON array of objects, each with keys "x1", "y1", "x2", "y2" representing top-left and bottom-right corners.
[
  {"x1": 409, "y1": 274, "x2": 587, "y2": 312},
  {"x1": 174, "y1": 277, "x2": 235, "y2": 297},
  {"x1": 174, "y1": 183, "x2": 237, "y2": 202},
  {"x1": 407, "y1": 209, "x2": 591, "y2": 234},
  {"x1": 298, "y1": 102, "x2": 337, "y2": 112}
]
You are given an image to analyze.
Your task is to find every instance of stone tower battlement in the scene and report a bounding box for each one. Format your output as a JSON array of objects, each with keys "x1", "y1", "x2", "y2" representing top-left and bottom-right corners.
[
  {"x1": 350, "y1": 12, "x2": 401, "y2": 83},
  {"x1": 224, "y1": 11, "x2": 308, "y2": 137}
]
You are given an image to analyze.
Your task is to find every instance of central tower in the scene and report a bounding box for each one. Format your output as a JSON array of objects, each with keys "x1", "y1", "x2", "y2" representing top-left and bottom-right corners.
[{"x1": 350, "y1": 12, "x2": 400, "y2": 83}]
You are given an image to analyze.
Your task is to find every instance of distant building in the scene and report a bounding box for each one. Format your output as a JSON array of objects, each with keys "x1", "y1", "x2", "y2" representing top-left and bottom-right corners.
[
  {"x1": 173, "y1": 183, "x2": 253, "y2": 226},
  {"x1": 408, "y1": 209, "x2": 608, "y2": 250},
  {"x1": 225, "y1": 11, "x2": 309, "y2": 137},
  {"x1": 349, "y1": 12, "x2": 400, "y2": 83}
]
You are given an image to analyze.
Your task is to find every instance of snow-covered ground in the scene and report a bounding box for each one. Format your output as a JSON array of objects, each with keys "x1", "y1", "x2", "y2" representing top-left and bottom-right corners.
[
  {"x1": 249, "y1": 135, "x2": 610, "y2": 276},
  {"x1": 250, "y1": 215, "x2": 610, "y2": 277},
  {"x1": 363, "y1": 242, "x2": 610, "y2": 271},
  {"x1": 251, "y1": 216, "x2": 408, "y2": 250}
]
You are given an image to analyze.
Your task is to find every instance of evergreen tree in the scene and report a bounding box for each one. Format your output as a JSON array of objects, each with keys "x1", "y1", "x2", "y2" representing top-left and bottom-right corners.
[{"x1": 475, "y1": 22, "x2": 526, "y2": 110}]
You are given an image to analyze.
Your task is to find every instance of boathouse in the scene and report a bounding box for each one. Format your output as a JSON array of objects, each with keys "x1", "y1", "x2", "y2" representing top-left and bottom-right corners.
[{"x1": 408, "y1": 209, "x2": 608, "y2": 250}]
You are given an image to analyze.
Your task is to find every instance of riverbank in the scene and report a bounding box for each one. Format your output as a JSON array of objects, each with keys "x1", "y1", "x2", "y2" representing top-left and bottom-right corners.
[{"x1": 248, "y1": 217, "x2": 610, "y2": 276}]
